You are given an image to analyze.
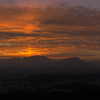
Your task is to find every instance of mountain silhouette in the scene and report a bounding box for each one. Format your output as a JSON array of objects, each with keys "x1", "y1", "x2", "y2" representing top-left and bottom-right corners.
[
  {"x1": 50, "y1": 57, "x2": 97, "y2": 73},
  {"x1": 57, "y1": 57, "x2": 91, "y2": 67},
  {"x1": 23, "y1": 55, "x2": 51, "y2": 61},
  {"x1": 0, "y1": 56, "x2": 99, "y2": 74}
]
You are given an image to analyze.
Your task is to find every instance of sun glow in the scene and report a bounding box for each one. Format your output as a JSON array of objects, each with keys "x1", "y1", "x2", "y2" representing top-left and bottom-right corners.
[
  {"x1": 19, "y1": 48, "x2": 36, "y2": 55},
  {"x1": 0, "y1": 6, "x2": 100, "y2": 60}
]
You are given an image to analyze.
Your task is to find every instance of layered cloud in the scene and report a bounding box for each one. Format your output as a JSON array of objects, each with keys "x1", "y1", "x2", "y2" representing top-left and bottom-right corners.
[
  {"x1": 0, "y1": 0, "x2": 100, "y2": 8},
  {"x1": 0, "y1": 5, "x2": 100, "y2": 59}
]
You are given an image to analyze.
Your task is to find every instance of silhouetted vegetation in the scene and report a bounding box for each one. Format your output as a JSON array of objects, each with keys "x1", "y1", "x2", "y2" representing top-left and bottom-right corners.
[{"x1": 0, "y1": 83, "x2": 100, "y2": 100}]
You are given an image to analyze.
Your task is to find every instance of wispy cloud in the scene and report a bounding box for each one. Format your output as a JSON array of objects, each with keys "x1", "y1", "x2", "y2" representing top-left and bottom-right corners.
[{"x1": 0, "y1": 5, "x2": 100, "y2": 59}]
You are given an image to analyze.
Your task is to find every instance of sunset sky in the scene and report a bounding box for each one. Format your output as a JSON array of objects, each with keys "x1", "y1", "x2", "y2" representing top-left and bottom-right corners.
[{"x1": 0, "y1": 0, "x2": 100, "y2": 61}]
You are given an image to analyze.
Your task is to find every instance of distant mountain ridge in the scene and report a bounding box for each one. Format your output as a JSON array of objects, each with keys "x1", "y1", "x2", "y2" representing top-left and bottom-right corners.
[
  {"x1": 0, "y1": 56, "x2": 99, "y2": 73},
  {"x1": 58, "y1": 57, "x2": 91, "y2": 67},
  {"x1": 4, "y1": 55, "x2": 51, "y2": 61}
]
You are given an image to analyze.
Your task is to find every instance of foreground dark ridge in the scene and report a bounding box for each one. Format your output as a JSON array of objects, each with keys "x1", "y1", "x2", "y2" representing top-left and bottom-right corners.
[{"x1": 0, "y1": 83, "x2": 100, "y2": 100}]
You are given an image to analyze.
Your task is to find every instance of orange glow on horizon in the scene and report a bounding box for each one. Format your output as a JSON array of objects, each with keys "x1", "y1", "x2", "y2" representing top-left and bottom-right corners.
[{"x1": 0, "y1": 6, "x2": 100, "y2": 60}]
